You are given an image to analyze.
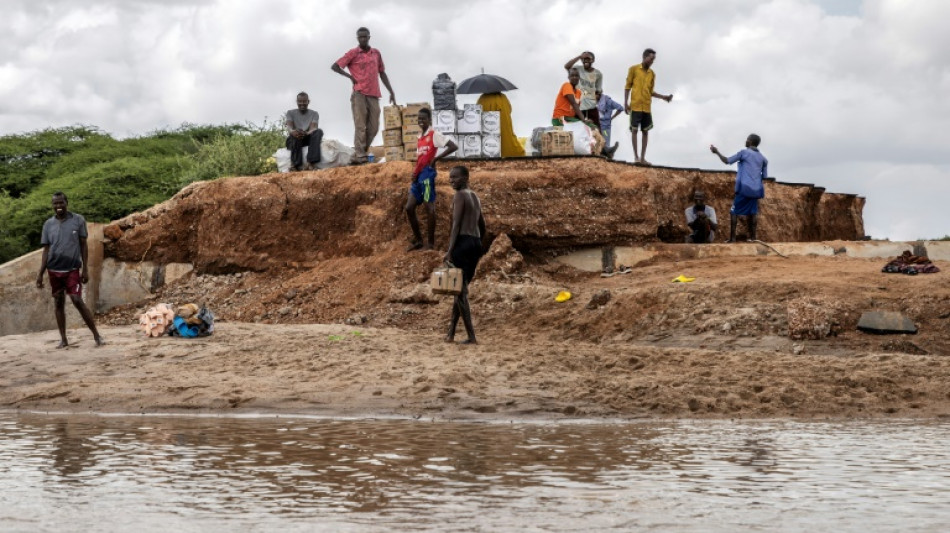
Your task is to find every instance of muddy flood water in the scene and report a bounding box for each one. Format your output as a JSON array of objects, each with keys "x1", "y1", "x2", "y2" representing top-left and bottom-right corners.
[{"x1": 1, "y1": 413, "x2": 948, "y2": 532}]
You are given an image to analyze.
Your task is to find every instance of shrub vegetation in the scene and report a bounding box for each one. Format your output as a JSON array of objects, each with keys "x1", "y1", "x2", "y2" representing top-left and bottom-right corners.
[{"x1": 0, "y1": 122, "x2": 283, "y2": 264}]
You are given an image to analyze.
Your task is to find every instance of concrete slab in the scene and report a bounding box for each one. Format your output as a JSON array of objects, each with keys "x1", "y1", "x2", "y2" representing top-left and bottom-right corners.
[
  {"x1": 0, "y1": 224, "x2": 103, "y2": 337},
  {"x1": 857, "y1": 311, "x2": 918, "y2": 335},
  {"x1": 554, "y1": 240, "x2": 950, "y2": 272}
]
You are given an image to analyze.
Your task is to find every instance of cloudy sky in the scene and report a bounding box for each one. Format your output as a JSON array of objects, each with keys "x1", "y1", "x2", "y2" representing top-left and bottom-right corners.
[{"x1": 2, "y1": 0, "x2": 948, "y2": 240}]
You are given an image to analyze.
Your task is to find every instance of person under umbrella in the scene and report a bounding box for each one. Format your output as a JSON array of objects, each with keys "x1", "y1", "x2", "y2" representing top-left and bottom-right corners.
[{"x1": 458, "y1": 73, "x2": 525, "y2": 158}]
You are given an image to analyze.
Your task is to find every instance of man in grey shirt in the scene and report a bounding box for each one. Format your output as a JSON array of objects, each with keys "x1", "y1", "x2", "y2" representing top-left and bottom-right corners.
[
  {"x1": 35, "y1": 192, "x2": 104, "y2": 348},
  {"x1": 286, "y1": 91, "x2": 323, "y2": 171},
  {"x1": 564, "y1": 51, "x2": 604, "y2": 129}
]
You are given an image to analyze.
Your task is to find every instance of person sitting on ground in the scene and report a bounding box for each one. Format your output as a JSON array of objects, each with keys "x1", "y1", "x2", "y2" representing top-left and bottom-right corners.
[
  {"x1": 444, "y1": 165, "x2": 486, "y2": 345},
  {"x1": 710, "y1": 134, "x2": 768, "y2": 242},
  {"x1": 35, "y1": 192, "x2": 104, "y2": 348},
  {"x1": 685, "y1": 190, "x2": 718, "y2": 243},
  {"x1": 595, "y1": 90, "x2": 623, "y2": 158},
  {"x1": 477, "y1": 92, "x2": 525, "y2": 158},
  {"x1": 406, "y1": 107, "x2": 458, "y2": 251},
  {"x1": 285, "y1": 92, "x2": 323, "y2": 171}
]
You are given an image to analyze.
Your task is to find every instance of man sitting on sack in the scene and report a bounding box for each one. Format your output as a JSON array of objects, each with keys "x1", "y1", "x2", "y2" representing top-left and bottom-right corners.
[{"x1": 285, "y1": 92, "x2": 323, "y2": 171}]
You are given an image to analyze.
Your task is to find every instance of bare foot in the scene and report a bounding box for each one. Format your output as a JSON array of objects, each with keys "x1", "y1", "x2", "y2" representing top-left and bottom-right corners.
[
  {"x1": 460, "y1": 338, "x2": 478, "y2": 345},
  {"x1": 56, "y1": 340, "x2": 68, "y2": 349},
  {"x1": 444, "y1": 336, "x2": 455, "y2": 343},
  {"x1": 423, "y1": 243, "x2": 434, "y2": 251},
  {"x1": 640, "y1": 159, "x2": 652, "y2": 166},
  {"x1": 406, "y1": 241, "x2": 424, "y2": 252},
  {"x1": 725, "y1": 239, "x2": 736, "y2": 243},
  {"x1": 95, "y1": 337, "x2": 106, "y2": 347}
]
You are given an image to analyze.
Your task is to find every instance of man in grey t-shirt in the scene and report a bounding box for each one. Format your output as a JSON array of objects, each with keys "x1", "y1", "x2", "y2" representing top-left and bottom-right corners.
[
  {"x1": 564, "y1": 51, "x2": 604, "y2": 128},
  {"x1": 285, "y1": 91, "x2": 323, "y2": 171},
  {"x1": 35, "y1": 192, "x2": 104, "y2": 348}
]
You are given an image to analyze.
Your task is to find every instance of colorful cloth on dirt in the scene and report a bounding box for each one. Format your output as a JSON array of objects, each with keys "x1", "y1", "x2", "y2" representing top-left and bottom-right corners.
[{"x1": 882, "y1": 251, "x2": 941, "y2": 275}]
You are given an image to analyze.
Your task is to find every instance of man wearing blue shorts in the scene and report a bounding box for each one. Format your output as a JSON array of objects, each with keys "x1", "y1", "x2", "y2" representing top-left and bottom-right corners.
[
  {"x1": 405, "y1": 108, "x2": 458, "y2": 251},
  {"x1": 710, "y1": 134, "x2": 768, "y2": 242}
]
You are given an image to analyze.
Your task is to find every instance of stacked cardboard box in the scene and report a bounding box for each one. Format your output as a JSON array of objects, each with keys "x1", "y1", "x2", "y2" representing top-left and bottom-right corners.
[
  {"x1": 401, "y1": 103, "x2": 431, "y2": 162},
  {"x1": 457, "y1": 104, "x2": 482, "y2": 158},
  {"x1": 382, "y1": 105, "x2": 404, "y2": 161},
  {"x1": 481, "y1": 110, "x2": 501, "y2": 158},
  {"x1": 541, "y1": 129, "x2": 574, "y2": 156}
]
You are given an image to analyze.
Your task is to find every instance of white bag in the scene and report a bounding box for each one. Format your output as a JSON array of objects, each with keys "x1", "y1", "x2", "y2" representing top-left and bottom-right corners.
[
  {"x1": 315, "y1": 139, "x2": 354, "y2": 169},
  {"x1": 276, "y1": 139, "x2": 355, "y2": 172},
  {"x1": 275, "y1": 147, "x2": 307, "y2": 173},
  {"x1": 561, "y1": 121, "x2": 595, "y2": 155}
]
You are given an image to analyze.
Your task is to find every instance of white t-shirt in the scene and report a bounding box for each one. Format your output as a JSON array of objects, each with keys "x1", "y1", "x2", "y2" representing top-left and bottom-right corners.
[{"x1": 685, "y1": 205, "x2": 718, "y2": 225}]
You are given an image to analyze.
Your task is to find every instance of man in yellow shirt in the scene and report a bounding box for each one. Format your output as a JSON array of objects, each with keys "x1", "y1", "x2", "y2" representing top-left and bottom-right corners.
[{"x1": 624, "y1": 48, "x2": 673, "y2": 165}]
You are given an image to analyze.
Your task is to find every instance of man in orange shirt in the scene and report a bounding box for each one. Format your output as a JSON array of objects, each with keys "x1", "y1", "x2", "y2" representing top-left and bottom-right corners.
[
  {"x1": 624, "y1": 48, "x2": 673, "y2": 165},
  {"x1": 552, "y1": 68, "x2": 586, "y2": 126}
]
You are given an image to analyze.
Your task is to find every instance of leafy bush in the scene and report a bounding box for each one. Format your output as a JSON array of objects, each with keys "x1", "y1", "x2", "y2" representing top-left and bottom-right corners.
[
  {"x1": 180, "y1": 121, "x2": 283, "y2": 185},
  {"x1": 0, "y1": 126, "x2": 108, "y2": 197},
  {"x1": 0, "y1": 123, "x2": 256, "y2": 264}
]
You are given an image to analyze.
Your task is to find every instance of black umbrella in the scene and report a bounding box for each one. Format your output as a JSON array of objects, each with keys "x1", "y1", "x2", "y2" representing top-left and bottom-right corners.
[{"x1": 456, "y1": 73, "x2": 518, "y2": 94}]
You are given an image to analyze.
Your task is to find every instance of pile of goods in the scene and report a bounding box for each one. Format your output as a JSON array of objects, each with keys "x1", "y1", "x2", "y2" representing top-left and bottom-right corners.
[{"x1": 382, "y1": 102, "x2": 431, "y2": 162}]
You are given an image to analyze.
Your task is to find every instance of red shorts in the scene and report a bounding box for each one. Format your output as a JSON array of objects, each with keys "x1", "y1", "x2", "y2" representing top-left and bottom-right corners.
[{"x1": 49, "y1": 269, "x2": 82, "y2": 297}]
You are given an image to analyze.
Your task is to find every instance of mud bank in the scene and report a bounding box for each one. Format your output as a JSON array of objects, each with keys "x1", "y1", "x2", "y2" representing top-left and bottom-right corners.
[{"x1": 104, "y1": 158, "x2": 864, "y2": 272}]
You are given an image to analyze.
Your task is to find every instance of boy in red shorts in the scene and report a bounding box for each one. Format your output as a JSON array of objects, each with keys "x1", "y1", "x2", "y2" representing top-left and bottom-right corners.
[
  {"x1": 35, "y1": 192, "x2": 104, "y2": 348},
  {"x1": 405, "y1": 107, "x2": 458, "y2": 251}
]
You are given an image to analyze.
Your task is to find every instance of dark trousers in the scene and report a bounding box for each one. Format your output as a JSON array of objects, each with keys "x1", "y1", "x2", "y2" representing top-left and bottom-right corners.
[
  {"x1": 286, "y1": 129, "x2": 323, "y2": 169},
  {"x1": 582, "y1": 108, "x2": 601, "y2": 129}
]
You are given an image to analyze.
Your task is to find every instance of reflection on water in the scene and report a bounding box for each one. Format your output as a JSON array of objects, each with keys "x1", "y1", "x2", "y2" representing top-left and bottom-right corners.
[{"x1": 1, "y1": 413, "x2": 949, "y2": 532}]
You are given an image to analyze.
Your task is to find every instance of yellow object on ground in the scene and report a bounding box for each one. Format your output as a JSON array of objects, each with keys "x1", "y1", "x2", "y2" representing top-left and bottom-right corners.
[
  {"x1": 672, "y1": 275, "x2": 696, "y2": 283},
  {"x1": 555, "y1": 291, "x2": 572, "y2": 302},
  {"x1": 477, "y1": 93, "x2": 526, "y2": 158}
]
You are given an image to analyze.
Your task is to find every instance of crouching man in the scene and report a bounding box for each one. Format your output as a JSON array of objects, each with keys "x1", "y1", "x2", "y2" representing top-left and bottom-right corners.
[
  {"x1": 685, "y1": 190, "x2": 718, "y2": 243},
  {"x1": 35, "y1": 192, "x2": 104, "y2": 348}
]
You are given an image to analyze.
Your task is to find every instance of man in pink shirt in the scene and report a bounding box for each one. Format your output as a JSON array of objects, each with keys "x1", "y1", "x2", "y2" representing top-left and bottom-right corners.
[{"x1": 331, "y1": 27, "x2": 397, "y2": 164}]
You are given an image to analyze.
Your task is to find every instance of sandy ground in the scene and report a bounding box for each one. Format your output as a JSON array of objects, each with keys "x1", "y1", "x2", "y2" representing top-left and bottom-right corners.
[
  {"x1": 3, "y1": 304, "x2": 950, "y2": 421},
  {"x1": 4, "y1": 254, "x2": 949, "y2": 419}
]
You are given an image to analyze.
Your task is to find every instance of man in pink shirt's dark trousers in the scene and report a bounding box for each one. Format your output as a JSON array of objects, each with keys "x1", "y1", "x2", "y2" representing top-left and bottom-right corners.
[{"x1": 331, "y1": 27, "x2": 397, "y2": 164}]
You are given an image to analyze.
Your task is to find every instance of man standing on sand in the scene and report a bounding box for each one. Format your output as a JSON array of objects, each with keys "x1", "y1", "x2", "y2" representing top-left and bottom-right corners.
[
  {"x1": 331, "y1": 27, "x2": 396, "y2": 165},
  {"x1": 624, "y1": 48, "x2": 673, "y2": 165},
  {"x1": 406, "y1": 108, "x2": 458, "y2": 251},
  {"x1": 710, "y1": 134, "x2": 768, "y2": 242},
  {"x1": 285, "y1": 92, "x2": 322, "y2": 171},
  {"x1": 35, "y1": 192, "x2": 104, "y2": 348},
  {"x1": 685, "y1": 190, "x2": 718, "y2": 243},
  {"x1": 444, "y1": 165, "x2": 486, "y2": 345}
]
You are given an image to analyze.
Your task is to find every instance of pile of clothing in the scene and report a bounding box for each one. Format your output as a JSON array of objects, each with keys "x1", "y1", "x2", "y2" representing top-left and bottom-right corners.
[
  {"x1": 139, "y1": 303, "x2": 215, "y2": 337},
  {"x1": 881, "y1": 250, "x2": 941, "y2": 275}
]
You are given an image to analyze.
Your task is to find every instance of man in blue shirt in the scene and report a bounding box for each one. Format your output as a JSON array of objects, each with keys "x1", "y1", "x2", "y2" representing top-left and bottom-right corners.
[
  {"x1": 595, "y1": 90, "x2": 623, "y2": 158},
  {"x1": 710, "y1": 134, "x2": 768, "y2": 242}
]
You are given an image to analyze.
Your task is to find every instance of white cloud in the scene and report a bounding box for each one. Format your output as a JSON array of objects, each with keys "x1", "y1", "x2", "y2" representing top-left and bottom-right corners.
[{"x1": 0, "y1": 0, "x2": 947, "y2": 239}]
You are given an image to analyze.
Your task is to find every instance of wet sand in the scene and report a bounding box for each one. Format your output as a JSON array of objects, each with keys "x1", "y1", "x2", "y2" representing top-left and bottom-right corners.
[{"x1": 3, "y1": 320, "x2": 950, "y2": 419}]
